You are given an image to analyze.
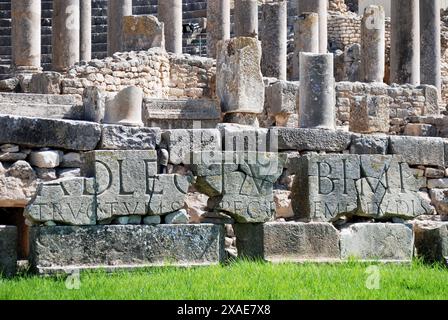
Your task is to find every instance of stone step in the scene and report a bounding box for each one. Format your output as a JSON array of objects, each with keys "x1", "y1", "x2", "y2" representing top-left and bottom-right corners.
[
  {"x1": 29, "y1": 224, "x2": 225, "y2": 274},
  {"x1": 0, "y1": 93, "x2": 84, "y2": 120}
]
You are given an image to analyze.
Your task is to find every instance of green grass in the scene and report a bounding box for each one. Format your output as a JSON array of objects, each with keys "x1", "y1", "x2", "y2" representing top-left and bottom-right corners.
[{"x1": 0, "y1": 260, "x2": 447, "y2": 300}]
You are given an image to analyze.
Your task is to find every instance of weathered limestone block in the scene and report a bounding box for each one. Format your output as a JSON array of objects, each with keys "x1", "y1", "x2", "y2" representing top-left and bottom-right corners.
[
  {"x1": 350, "y1": 134, "x2": 389, "y2": 155},
  {"x1": 389, "y1": 136, "x2": 445, "y2": 167},
  {"x1": 29, "y1": 150, "x2": 61, "y2": 168},
  {"x1": 24, "y1": 177, "x2": 96, "y2": 226},
  {"x1": 340, "y1": 223, "x2": 414, "y2": 262},
  {"x1": 143, "y1": 99, "x2": 221, "y2": 129},
  {"x1": 30, "y1": 224, "x2": 225, "y2": 274},
  {"x1": 104, "y1": 86, "x2": 143, "y2": 127},
  {"x1": 429, "y1": 189, "x2": 448, "y2": 218},
  {"x1": 216, "y1": 37, "x2": 264, "y2": 115},
  {"x1": 218, "y1": 124, "x2": 273, "y2": 153},
  {"x1": 82, "y1": 150, "x2": 189, "y2": 220},
  {"x1": 355, "y1": 155, "x2": 432, "y2": 219},
  {"x1": 0, "y1": 115, "x2": 101, "y2": 151},
  {"x1": 273, "y1": 190, "x2": 293, "y2": 219},
  {"x1": 161, "y1": 129, "x2": 221, "y2": 165},
  {"x1": 403, "y1": 123, "x2": 437, "y2": 137},
  {"x1": 414, "y1": 221, "x2": 448, "y2": 264},
  {"x1": 100, "y1": 125, "x2": 161, "y2": 150},
  {"x1": 265, "y1": 81, "x2": 299, "y2": 127},
  {"x1": 122, "y1": 15, "x2": 165, "y2": 52},
  {"x1": 0, "y1": 161, "x2": 37, "y2": 207},
  {"x1": 0, "y1": 226, "x2": 17, "y2": 277},
  {"x1": 292, "y1": 154, "x2": 360, "y2": 222},
  {"x1": 29, "y1": 72, "x2": 62, "y2": 94},
  {"x1": 165, "y1": 209, "x2": 189, "y2": 224},
  {"x1": 193, "y1": 152, "x2": 283, "y2": 223},
  {"x1": 344, "y1": 44, "x2": 361, "y2": 82},
  {"x1": 235, "y1": 222, "x2": 340, "y2": 262},
  {"x1": 291, "y1": 154, "x2": 432, "y2": 222},
  {"x1": 273, "y1": 128, "x2": 352, "y2": 152},
  {"x1": 350, "y1": 95, "x2": 391, "y2": 133}
]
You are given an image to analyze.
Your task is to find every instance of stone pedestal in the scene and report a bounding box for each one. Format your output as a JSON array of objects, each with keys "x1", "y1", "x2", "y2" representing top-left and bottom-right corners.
[
  {"x1": 292, "y1": 13, "x2": 319, "y2": 80},
  {"x1": 299, "y1": 53, "x2": 335, "y2": 130},
  {"x1": 11, "y1": 0, "x2": 42, "y2": 74},
  {"x1": 158, "y1": 0, "x2": 183, "y2": 54},
  {"x1": 52, "y1": 0, "x2": 80, "y2": 72},
  {"x1": 260, "y1": 1, "x2": 287, "y2": 80},
  {"x1": 107, "y1": 0, "x2": 132, "y2": 56},
  {"x1": 207, "y1": 0, "x2": 230, "y2": 59},
  {"x1": 390, "y1": 0, "x2": 420, "y2": 85},
  {"x1": 420, "y1": 0, "x2": 441, "y2": 94},
  {"x1": 297, "y1": 0, "x2": 328, "y2": 53},
  {"x1": 80, "y1": 0, "x2": 92, "y2": 61},
  {"x1": 234, "y1": 0, "x2": 258, "y2": 38},
  {"x1": 216, "y1": 37, "x2": 265, "y2": 124},
  {"x1": 361, "y1": 5, "x2": 385, "y2": 83},
  {"x1": 104, "y1": 86, "x2": 144, "y2": 127}
]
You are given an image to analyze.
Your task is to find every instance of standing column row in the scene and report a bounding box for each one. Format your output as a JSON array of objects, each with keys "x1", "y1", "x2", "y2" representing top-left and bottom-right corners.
[{"x1": 158, "y1": 0, "x2": 183, "y2": 54}]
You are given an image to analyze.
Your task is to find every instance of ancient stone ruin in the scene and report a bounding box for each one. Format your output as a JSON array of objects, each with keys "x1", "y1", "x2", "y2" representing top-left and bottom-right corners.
[{"x1": 0, "y1": 0, "x2": 448, "y2": 276}]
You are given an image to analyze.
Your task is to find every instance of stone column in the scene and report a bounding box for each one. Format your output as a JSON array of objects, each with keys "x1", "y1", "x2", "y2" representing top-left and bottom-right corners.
[
  {"x1": 420, "y1": 0, "x2": 441, "y2": 94},
  {"x1": 292, "y1": 12, "x2": 319, "y2": 80},
  {"x1": 158, "y1": 0, "x2": 183, "y2": 54},
  {"x1": 11, "y1": 0, "x2": 41, "y2": 73},
  {"x1": 361, "y1": 5, "x2": 385, "y2": 82},
  {"x1": 52, "y1": 0, "x2": 80, "y2": 72},
  {"x1": 234, "y1": 0, "x2": 258, "y2": 38},
  {"x1": 107, "y1": 0, "x2": 132, "y2": 56},
  {"x1": 260, "y1": 1, "x2": 287, "y2": 80},
  {"x1": 390, "y1": 0, "x2": 420, "y2": 85},
  {"x1": 299, "y1": 53, "x2": 335, "y2": 130},
  {"x1": 80, "y1": 0, "x2": 91, "y2": 61},
  {"x1": 297, "y1": 0, "x2": 328, "y2": 53},
  {"x1": 207, "y1": 0, "x2": 230, "y2": 58}
]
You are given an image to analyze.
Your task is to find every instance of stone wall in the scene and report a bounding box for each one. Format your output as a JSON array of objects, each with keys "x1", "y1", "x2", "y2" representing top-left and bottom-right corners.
[
  {"x1": 336, "y1": 82, "x2": 439, "y2": 133},
  {"x1": 62, "y1": 49, "x2": 215, "y2": 99}
]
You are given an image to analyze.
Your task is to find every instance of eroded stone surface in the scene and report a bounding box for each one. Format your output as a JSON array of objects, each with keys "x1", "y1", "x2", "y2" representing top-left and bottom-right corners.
[
  {"x1": 0, "y1": 226, "x2": 17, "y2": 277},
  {"x1": 100, "y1": 125, "x2": 161, "y2": 150},
  {"x1": 292, "y1": 154, "x2": 432, "y2": 222},
  {"x1": 193, "y1": 152, "x2": 283, "y2": 223},
  {"x1": 235, "y1": 222, "x2": 340, "y2": 262},
  {"x1": 29, "y1": 224, "x2": 225, "y2": 273},
  {"x1": 340, "y1": 223, "x2": 414, "y2": 261},
  {"x1": 0, "y1": 161, "x2": 37, "y2": 207},
  {"x1": 414, "y1": 221, "x2": 448, "y2": 264}
]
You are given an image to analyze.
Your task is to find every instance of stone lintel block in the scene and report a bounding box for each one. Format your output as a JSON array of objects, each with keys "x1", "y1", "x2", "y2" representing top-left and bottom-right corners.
[
  {"x1": 234, "y1": 222, "x2": 340, "y2": 262},
  {"x1": 389, "y1": 136, "x2": 445, "y2": 167},
  {"x1": 340, "y1": 223, "x2": 414, "y2": 262},
  {"x1": 29, "y1": 224, "x2": 225, "y2": 274},
  {"x1": 100, "y1": 124, "x2": 161, "y2": 150},
  {"x1": 273, "y1": 127, "x2": 352, "y2": 152},
  {"x1": 0, "y1": 115, "x2": 101, "y2": 151},
  {"x1": 0, "y1": 226, "x2": 17, "y2": 277}
]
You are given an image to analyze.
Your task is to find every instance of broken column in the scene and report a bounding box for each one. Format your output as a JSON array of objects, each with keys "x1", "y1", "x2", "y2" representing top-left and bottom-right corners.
[
  {"x1": 107, "y1": 0, "x2": 132, "y2": 55},
  {"x1": 390, "y1": 0, "x2": 420, "y2": 85},
  {"x1": 297, "y1": 0, "x2": 328, "y2": 53},
  {"x1": 80, "y1": 0, "x2": 92, "y2": 61},
  {"x1": 292, "y1": 13, "x2": 319, "y2": 80},
  {"x1": 216, "y1": 37, "x2": 264, "y2": 126},
  {"x1": 299, "y1": 53, "x2": 335, "y2": 130},
  {"x1": 361, "y1": 5, "x2": 385, "y2": 83},
  {"x1": 234, "y1": 0, "x2": 258, "y2": 38},
  {"x1": 420, "y1": 0, "x2": 441, "y2": 94},
  {"x1": 104, "y1": 86, "x2": 144, "y2": 127},
  {"x1": 207, "y1": 0, "x2": 230, "y2": 59},
  {"x1": 11, "y1": 0, "x2": 42, "y2": 74},
  {"x1": 52, "y1": 0, "x2": 80, "y2": 72},
  {"x1": 260, "y1": 0, "x2": 287, "y2": 80},
  {"x1": 158, "y1": 0, "x2": 183, "y2": 54}
]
